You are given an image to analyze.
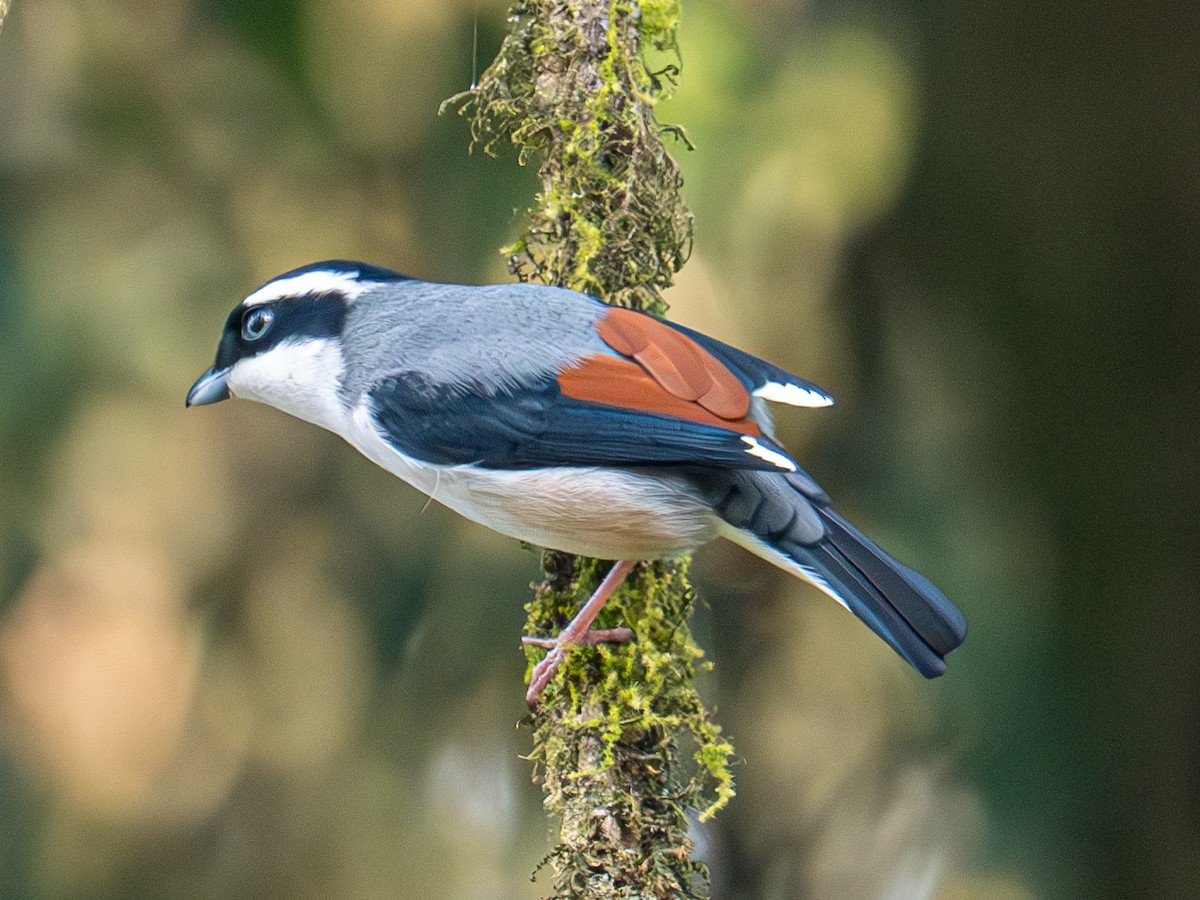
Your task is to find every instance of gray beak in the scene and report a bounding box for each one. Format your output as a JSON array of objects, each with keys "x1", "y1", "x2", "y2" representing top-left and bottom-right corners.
[{"x1": 186, "y1": 366, "x2": 231, "y2": 407}]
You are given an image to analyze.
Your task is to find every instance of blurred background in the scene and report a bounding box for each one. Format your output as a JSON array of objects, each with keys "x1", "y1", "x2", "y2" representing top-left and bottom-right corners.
[{"x1": 0, "y1": 0, "x2": 1194, "y2": 897}]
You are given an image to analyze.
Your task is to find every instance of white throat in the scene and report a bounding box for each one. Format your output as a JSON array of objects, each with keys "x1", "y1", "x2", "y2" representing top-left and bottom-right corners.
[{"x1": 227, "y1": 337, "x2": 350, "y2": 432}]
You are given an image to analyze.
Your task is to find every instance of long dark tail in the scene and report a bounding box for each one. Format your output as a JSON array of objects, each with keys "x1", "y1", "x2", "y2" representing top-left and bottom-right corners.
[{"x1": 700, "y1": 469, "x2": 967, "y2": 677}]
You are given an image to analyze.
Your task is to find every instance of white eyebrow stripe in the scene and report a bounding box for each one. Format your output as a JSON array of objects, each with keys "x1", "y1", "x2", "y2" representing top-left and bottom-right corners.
[{"x1": 241, "y1": 270, "x2": 370, "y2": 307}]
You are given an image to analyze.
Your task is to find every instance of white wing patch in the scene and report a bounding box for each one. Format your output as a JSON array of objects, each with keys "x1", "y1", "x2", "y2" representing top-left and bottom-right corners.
[
  {"x1": 752, "y1": 380, "x2": 834, "y2": 408},
  {"x1": 242, "y1": 270, "x2": 371, "y2": 307},
  {"x1": 741, "y1": 436, "x2": 797, "y2": 472}
]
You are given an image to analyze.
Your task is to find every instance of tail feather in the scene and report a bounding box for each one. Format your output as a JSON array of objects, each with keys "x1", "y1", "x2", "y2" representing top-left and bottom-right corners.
[
  {"x1": 816, "y1": 507, "x2": 967, "y2": 657},
  {"x1": 704, "y1": 469, "x2": 967, "y2": 677}
]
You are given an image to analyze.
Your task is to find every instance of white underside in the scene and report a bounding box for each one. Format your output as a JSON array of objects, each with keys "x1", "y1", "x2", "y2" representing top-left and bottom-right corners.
[{"x1": 344, "y1": 404, "x2": 720, "y2": 559}]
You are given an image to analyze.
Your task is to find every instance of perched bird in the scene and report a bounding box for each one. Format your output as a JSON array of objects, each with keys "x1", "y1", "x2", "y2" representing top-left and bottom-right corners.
[{"x1": 187, "y1": 261, "x2": 966, "y2": 702}]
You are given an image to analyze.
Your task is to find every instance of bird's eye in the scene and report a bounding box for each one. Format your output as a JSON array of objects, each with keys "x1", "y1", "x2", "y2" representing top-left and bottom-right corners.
[{"x1": 241, "y1": 307, "x2": 274, "y2": 341}]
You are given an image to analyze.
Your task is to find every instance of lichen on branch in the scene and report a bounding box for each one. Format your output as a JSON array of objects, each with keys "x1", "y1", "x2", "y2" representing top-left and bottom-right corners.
[
  {"x1": 445, "y1": 0, "x2": 692, "y2": 311},
  {"x1": 444, "y1": 1, "x2": 733, "y2": 896}
]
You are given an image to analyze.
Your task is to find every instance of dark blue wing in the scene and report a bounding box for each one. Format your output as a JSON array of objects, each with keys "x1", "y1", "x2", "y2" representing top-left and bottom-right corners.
[{"x1": 367, "y1": 370, "x2": 796, "y2": 471}]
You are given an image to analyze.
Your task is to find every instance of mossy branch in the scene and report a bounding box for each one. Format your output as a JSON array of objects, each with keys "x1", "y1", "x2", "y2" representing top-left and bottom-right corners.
[{"x1": 444, "y1": 1, "x2": 733, "y2": 895}]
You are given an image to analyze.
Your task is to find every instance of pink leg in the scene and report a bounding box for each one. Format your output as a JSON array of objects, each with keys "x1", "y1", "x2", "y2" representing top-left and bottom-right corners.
[{"x1": 523, "y1": 559, "x2": 637, "y2": 706}]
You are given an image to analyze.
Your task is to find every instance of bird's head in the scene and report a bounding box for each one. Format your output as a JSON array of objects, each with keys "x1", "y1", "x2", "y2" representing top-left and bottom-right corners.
[{"x1": 186, "y1": 260, "x2": 408, "y2": 429}]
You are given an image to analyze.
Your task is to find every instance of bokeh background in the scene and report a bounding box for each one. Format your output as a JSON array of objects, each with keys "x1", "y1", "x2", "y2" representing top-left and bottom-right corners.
[{"x1": 0, "y1": 0, "x2": 1195, "y2": 897}]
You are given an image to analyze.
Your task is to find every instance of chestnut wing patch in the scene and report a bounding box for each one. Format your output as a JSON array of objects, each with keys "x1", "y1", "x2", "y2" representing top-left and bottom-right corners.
[
  {"x1": 598, "y1": 307, "x2": 835, "y2": 409},
  {"x1": 557, "y1": 355, "x2": 760, "y2": 436},
  {"x1": 594, "y1": 307, "x2": 751, "y2": 420}
]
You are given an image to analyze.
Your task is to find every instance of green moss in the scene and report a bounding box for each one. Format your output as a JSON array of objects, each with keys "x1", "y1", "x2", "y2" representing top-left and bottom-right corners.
[
  {"x1": 638, "y1": 0, "x2": 682, "y2": 44},
  {"x1": 445, "y1": 1, "x2": 731, "y2": 895},
  {"x1": 522, "y1": 555, "x2": 733, "y2": 894},
  {"x1": 443, "y1": 0, "x2": 692, "y2": 310}
]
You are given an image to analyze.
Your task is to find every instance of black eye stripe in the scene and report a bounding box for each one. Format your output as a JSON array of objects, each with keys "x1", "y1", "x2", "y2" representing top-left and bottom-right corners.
[{"x1": 213, "y1": 292, "x2": 349, "y2": 370}]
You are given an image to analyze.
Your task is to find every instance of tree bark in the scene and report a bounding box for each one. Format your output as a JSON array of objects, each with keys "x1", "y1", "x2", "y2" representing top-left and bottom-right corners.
[{"x1": 445, "y1": 1, "x2": 733, "y2": 896}]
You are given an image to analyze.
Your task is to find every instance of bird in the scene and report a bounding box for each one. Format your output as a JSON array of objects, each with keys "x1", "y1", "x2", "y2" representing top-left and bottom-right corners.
[{"x1": 187, "y1": 261, "x2": 966, "y2": 703}]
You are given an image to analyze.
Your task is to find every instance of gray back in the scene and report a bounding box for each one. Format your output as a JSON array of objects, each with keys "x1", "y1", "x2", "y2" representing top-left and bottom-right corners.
[{"x1": 339, "y1": 281, "x2": 609, "y2": 403}]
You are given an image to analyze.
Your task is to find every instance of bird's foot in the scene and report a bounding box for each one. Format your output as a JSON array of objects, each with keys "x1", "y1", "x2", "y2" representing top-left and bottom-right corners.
[
  {"x1": 522, "y1": 626, "x2": 635, "y2": 707},
  {"x1": 521, "y1": 559, "x2": 637, "y2": 707}
]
